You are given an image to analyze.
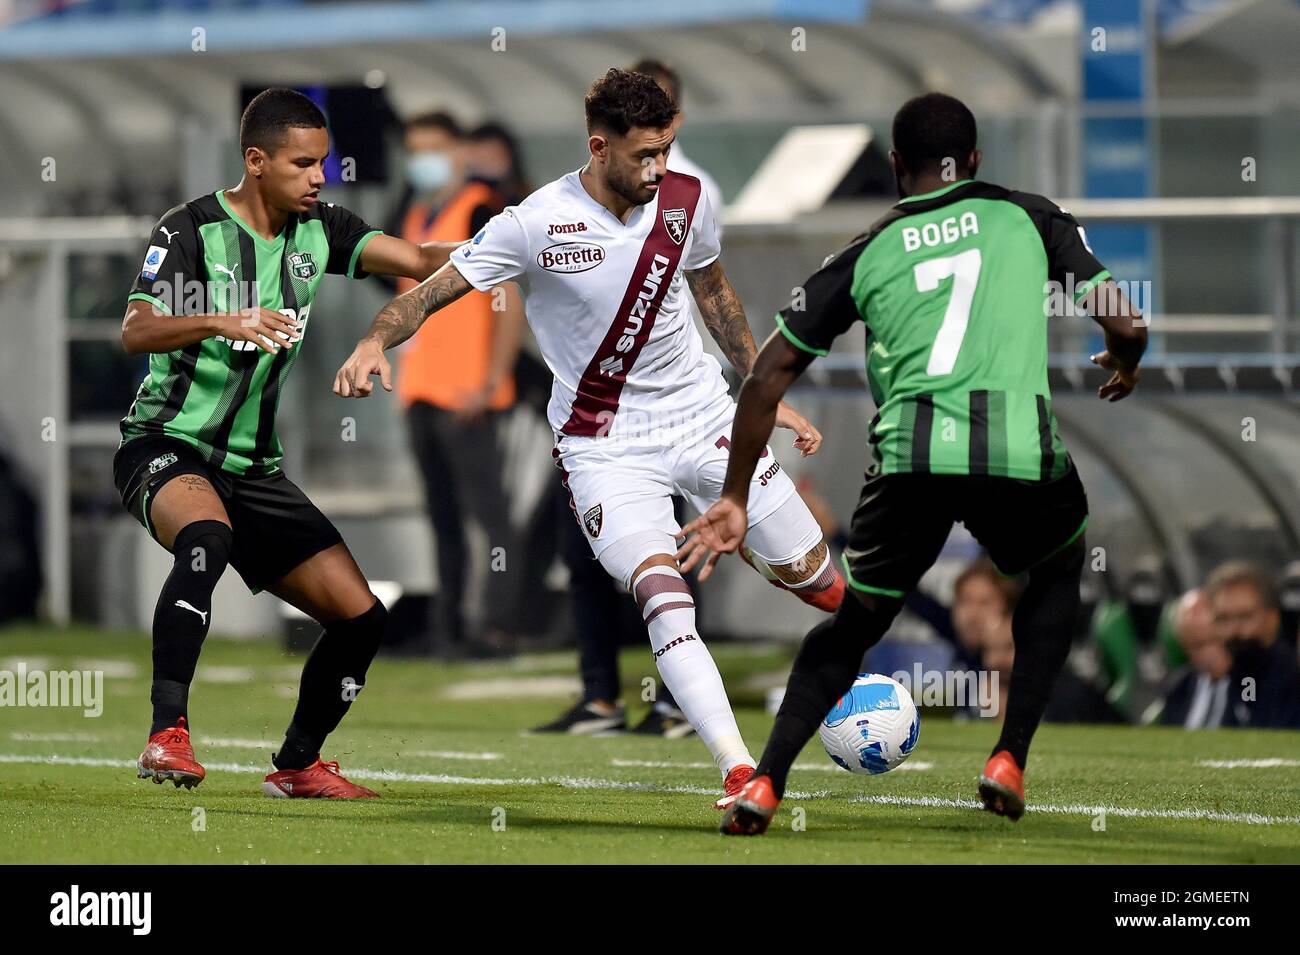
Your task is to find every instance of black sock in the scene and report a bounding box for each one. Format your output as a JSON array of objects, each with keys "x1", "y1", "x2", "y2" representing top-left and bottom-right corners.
[
  {"x1": 274, "y1": 599, "x2": 387, "y2": 771},
  {"x1": 993, "y1": 538, "x2": 1086, "y2": 769},
  {"x1": 149, "y1": 520, "x2": 232, "y2": 735},
  {"x1": 756, "y1": 591, "x2": 901, "y2": 798}
]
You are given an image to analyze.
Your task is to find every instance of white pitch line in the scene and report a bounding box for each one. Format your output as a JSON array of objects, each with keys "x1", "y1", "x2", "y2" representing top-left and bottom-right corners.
[
  {"x1": 2, "y1": 752, "x2": 1297, "y2": 826},
  {"x1": 408, "y1": 750, "x2": 503, "y2": 761},
  {"x1": 610, "y1": 758, "x2": 934, "y2": 773},
  {"x1": 840, "y1": 792, "x2": 1300, "y2": 828},
  {"x1": 1198, "y1": 758, "x2": 1300, "y2": 769},
  {"x1": 0, "y1": 754, "x2": 718, "y2": 795},
  {"x1": 194, "y1": 665, "x2": 257, "y2": 684},
  {"x1": 72, "y1": 659, "x2": 140, "y2": 679},
  {"x1": 3, "y1": 732, "x2": 499, "y2": 760}
]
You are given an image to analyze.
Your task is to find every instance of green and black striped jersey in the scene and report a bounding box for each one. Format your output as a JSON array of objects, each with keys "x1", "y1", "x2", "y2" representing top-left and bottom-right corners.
[
  {"x1": 122, "y1": 191, "x2": 381, "y2": 475},
  {"x1": 776, "y1": 179, "x2": 1110, "y2": 481}
]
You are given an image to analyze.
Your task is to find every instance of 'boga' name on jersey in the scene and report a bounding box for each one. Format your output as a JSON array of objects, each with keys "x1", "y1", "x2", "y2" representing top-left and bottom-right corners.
[
  {"x1": 598, "y1": 252, "x2": 670, "y2": 377},
  {"x1": 902, "y1": 211, "x2": 980, "y2": 252}
]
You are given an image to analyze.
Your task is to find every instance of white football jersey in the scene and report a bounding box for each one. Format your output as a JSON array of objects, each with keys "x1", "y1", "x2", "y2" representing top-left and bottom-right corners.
[{"x1": 452, "y1": 167, "x2": 729, "y2": 441}]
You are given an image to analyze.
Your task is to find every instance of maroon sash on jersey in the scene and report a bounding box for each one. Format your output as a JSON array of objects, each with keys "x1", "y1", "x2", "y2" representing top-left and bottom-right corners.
[{"x1": 561, "y1": 171, "x2": 702, "y2": 436}]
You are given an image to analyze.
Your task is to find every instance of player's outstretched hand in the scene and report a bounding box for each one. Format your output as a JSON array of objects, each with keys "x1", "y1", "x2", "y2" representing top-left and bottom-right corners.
[
  {"x1": 775, "y1": 401, "x2": 822, "y2": 456},
  {"x1": 1090, "y1": 351, "x2": 1140, "y2": 402},
  {"x1": 675, "y1": 495, "x2": 749, "y2": 582},
  {"x1": 334, "y1": 339, "x2": 392, "y2": 398}
]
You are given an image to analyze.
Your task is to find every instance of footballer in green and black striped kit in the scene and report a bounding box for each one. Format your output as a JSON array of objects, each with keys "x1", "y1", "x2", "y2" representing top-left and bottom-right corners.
[
  {"x1": 703, "y1": 93, "x2": 1146, "y2": 834},
  {"x1": 777, "y1": 179, "x2": 1110, "y2": 485},
  {"x1": 115, "y1": 88, "x2": 462, "y2": 799},
  {"x1": 775, "y1": 177, "x2": 1114, "y2": 588},
  {"x1": 120, "y1": 189, "x2": 379, "y2": 476}
]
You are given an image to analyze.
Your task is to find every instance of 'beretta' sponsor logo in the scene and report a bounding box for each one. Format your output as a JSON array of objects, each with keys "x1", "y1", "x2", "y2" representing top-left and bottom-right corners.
[{"x1": 537, "y1": 242, "x2": 604, "y2": 273}]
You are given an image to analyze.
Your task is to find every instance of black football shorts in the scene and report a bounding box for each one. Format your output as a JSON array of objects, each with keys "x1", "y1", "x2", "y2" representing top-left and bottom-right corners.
[
  {"x1": 113, "y1": 435, "x2": 343, "y2": 593},
  {"x1": 840, "y1": 463, "x2": 1089, "y2": 598}
]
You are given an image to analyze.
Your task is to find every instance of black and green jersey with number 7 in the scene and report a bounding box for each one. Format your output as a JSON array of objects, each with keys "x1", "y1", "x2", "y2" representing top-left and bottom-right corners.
[
  {"x1": 776, "y1": 179, "x2": 1110, "y2": 482},
  {"x1": 120, "y1": 190, "x2": 382, "y2": 475}
]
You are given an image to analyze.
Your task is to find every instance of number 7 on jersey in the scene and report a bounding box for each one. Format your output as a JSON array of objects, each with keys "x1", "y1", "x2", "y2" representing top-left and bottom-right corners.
[{"x1": 914, "y1": 248, "x2": 982, "y2": 377}]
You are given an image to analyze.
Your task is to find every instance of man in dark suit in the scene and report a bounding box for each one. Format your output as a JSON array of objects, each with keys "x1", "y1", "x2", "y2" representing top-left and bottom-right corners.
[
  {"x1": 1160, "y1": 589, "x2": 1233, "y2": 728},
  {"x1": 1205, "y1": 562, "x2": 1300, "y2": 729}
]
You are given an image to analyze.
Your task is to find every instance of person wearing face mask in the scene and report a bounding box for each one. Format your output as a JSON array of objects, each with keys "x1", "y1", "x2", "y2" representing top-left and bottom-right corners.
[
  {"x1": 465, "y1": 121, "x2": 532, "y2": 207},
  {"x1": 392, "y1": 111, "x2": 527, "y2": 658},
  {"x1": 1205, "y1": 561, "x2": 1300, "y2": 728}
]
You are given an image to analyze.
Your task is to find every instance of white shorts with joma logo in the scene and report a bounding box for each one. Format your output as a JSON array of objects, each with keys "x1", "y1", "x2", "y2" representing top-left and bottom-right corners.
[{"x1": 554, "y1": 396, "x2": 821, "y2": 587}]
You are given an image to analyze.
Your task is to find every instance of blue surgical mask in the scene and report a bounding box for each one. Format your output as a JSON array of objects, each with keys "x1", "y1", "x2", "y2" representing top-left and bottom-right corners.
[{"x1": 406, "y1": 151, "x2": 453, "y2": 193}]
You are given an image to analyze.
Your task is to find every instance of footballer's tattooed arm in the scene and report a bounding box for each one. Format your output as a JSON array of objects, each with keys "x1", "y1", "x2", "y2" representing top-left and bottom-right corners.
[
  {"x1": 686, "y1": 260, "x2": 824, "y2": 460},
  {"x1": 334, "y1": 263, "x2": 473, "y2": 397},
  {"x1": 366, "y1": 262, "x2": 474, "y2": 349},
  {"x1": 686, "y1": 260, "x2": 758, "y2": 376}
]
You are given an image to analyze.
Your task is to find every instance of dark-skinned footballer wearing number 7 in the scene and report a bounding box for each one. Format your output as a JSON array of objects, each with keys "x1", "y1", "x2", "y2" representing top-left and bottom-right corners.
[{"x1": 675, "y1": 93, "x2": 1146, "y2": 835}]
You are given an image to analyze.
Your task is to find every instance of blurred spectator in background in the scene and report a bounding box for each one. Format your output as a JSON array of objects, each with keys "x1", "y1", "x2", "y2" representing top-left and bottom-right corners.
[
  {"x1": 392, "y1": 111, "x2": 527, "y2": 657},
  {"x1": 1088, "y1": 559, "x2": 1170, "y2": 719},
  {"x1": 951, "y1": 560, "x2": 1019, "y2": 671},
  {"x1": 466, "y1": 121, "x2": 533, "y2": 207},
  {"x1": 932, "y1": 557, "x2": 1122, "y2": 724},
  {"x1": 1160, "y1": 589, "x2": 1233, "y2": 728},
  {"x1": 1205, "y1": 561, "x2": 1300, "y2": 728},
  {"x1": 980, "y1": 613, "x2": 1014, "y2": 720},
  {"x1": 907, "y1": 557, "x2": 1019, "y2": 672},
  {"x1": 1275, "y1": 559, "x2": 1300, "y2": 653}
]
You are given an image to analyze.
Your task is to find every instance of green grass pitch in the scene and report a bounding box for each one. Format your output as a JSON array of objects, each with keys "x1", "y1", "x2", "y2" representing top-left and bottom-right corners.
[{"x1": 1, "y1": 624, "x2": 1298, "y2": 864}]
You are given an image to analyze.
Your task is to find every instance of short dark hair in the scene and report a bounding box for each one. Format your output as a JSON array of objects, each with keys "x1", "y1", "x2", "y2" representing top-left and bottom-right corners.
[
  {"x1": 629, "y1": 58, "x2": 682, "y2": 107},
  {"x1": 1205, "y1": 561, "x2": 1280, "y2": 611},
  {"x1": 405, "y1": 110, "x2": 462, "y2": 139},
  {"x1": 954, "y1": 557, "x2": 1021, "y2": 608},
  {"x1": 584, "y1": 68, "x2": 678, "y2": 136},
  {"x1": 240, "y1": 88, "x2": 327, "y2": 155},
  {"x1": 891, "y1": 92, "x2": 978, "y2": 175}
]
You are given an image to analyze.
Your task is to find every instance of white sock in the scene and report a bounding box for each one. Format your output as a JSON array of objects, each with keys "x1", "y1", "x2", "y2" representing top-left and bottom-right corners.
[{"x1": 632, "y1": 565, "x2": 753, "y2": 775}]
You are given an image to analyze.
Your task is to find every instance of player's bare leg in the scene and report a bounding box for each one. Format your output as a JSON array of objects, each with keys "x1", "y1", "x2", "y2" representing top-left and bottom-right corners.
[
  {"x1": 742, "y1": 539, "x2": 845, "y2": 612},
  {"x1": 261, "y1": 543, "x2": 385, "y2": 798},
  {"x1": 136, "y1": 475, "x2": 232, "y2": 789},
  {"x1": 625, "y1": 551, "x2": 756, "y2": 806}
]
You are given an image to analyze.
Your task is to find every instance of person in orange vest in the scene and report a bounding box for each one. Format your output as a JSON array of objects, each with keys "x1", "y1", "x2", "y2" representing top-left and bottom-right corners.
[{"x1": 393, "y1": 111, "x2": 526, "y2": 657}]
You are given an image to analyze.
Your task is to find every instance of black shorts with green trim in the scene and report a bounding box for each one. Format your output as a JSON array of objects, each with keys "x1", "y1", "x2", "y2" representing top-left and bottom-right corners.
[
  {"x1": 113, "y1": 435, "x2": 344, "y2": 593},
  {"x1": 840, "y1": 464, "x2": 1089, "y2": 598}
]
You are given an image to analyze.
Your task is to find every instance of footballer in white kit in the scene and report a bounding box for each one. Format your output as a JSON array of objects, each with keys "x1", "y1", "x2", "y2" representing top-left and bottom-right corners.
[{"x1": 335, "y1": 69, "x2": 845, "y2": 807}]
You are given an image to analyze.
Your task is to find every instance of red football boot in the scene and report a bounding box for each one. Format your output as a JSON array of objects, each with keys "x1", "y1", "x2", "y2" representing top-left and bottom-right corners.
[
  {"x1": 714, "y1": 764, "x2": 756, "y2": 810},
  {"x1": 979, "y1": 751, "x2": 1026, "y2": 821},
  {"x1": 719, "y1": 773, "x2": 780, "y2": 835},
  {"x1": 137, "y1": 716, "x2": 205, "y2": 789},
  {"x1": 262, "y1": 757, "x2": 379, "y2": 799}
]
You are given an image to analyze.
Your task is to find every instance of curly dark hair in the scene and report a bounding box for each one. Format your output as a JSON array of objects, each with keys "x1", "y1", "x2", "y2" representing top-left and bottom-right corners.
[{"x1": 584, "y1": 68, "x2": 679, "y2": 136}]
